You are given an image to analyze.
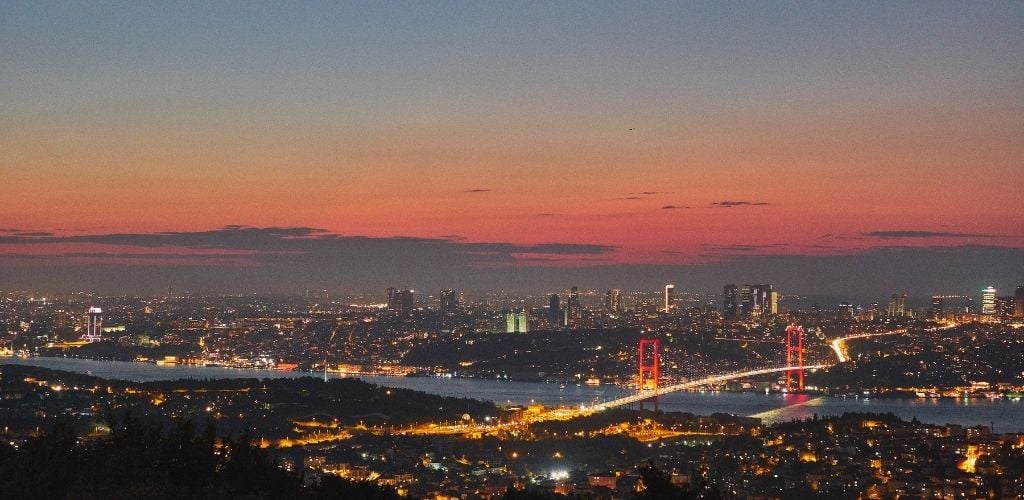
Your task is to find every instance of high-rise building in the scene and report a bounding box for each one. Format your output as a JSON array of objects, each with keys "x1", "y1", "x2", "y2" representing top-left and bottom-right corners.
[
  {"x1": 386, "y1": 288, "x2": 399, "y2": 311},
  {"x1": 386, "y1": 288, "x2": 414, "y2": 313},
  {"x1": 930, "y1": 296, "x2": 944, "y2": 318},
  {"x1": 1015, "y1": 286, "x2": 1024, "y2": 318},
  {"x1": 401, "y1": 290, "x2": 415, "y2": 312},
  {"x1": 663, "y1": 284, "x2": 675, "y2": 313},
  {"x1": 981, "y1": 286, "x2": 997, "y2": 315},
  {"x1": 997, "y1": 296, "x2": 1015, "y2": 318},
  {"x1": 82, "y1": 306, "x2": 103, "y2": 343},
  {"x1": 505, "y1": 309, "x2": 528, "y2": 333},
  {"x1": 548, "y1": 294, "x2": 562, "y2": 327},
  {"x1": 740, "y1": 285, "x2": 754, "y2": 317},
  {"x1": 605, "y1": 289, "x2": 621, "y2": 313},
  {"x1": 887, "y1": 293, "x2": 907, "y2": 317},
  {"x1": 567, "y1": 286, "x2": 582, "y2": 326},
  {"x1": 768, "y1": 290, "x2": 779, "y2": 315},
  {"x1": 749, "y1": 284, "x2": 773, "y2": 317},
  {"x1": 440, "y1": 289, "x2": 458, "y2": 316},
  {"x1": 723, "y1": 285, "x2": 739, "y2": 318}
]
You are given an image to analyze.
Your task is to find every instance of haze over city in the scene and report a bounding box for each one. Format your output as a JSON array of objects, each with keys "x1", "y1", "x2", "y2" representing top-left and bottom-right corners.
[{"x1": 2, "y1": 1, "x2": 1022, "y2": 295}]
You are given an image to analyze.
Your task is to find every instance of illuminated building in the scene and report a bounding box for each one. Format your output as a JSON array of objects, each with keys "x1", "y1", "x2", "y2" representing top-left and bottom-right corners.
[
  {"x1": 439, "y1": 289, "x2": 458, "y2": 333},
  {"x1": 663, "y1": 284, "x2": 675, "y2": 313},
  {"x1": 567, "y1": 286, "x2": 581, "y2": 326},
  {"x1": 981, "y1": 286, "x2": 996, "y2": 315},
  {"x1": 931, "y1": 295, "x2": 944, "y2": 318},
  {"x1": 887, "y1": 293, "x2": 907, "y2": 317},
  {"x1": 505, "y1": 309, "x2": 528, "y2": 333},
  {"x1": 737, "y1": 284, "x2": 774, "y2": 317},
  {"x1": 604, "y1": 289, "x2": 621, "y2": 313},
  {"x1": 81, "y1": 306, "x2": 103, "y2": 343},
  {"x1": 751, "y1": 284, "x2": 774, "y2": 316},
  {"x1": 1016, "y1": 286, "x2": 1024, "y2": 318},
  {"x1": 723, "y1": 284, "x2": 738, "y2": 318},
  {"x1": 740, "y1": 285, "x2": 754, "y2": 317}
]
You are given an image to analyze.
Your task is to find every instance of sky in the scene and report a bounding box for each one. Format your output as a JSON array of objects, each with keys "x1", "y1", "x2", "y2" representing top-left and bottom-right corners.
[{"x1": 1, "y1": 1, "x2": 1022, "y2": 296}]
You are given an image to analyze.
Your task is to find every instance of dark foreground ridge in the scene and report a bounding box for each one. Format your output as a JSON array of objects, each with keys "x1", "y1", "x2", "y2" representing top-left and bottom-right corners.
[{"x1": 0, "y1": 413, "x2": 399, "y2": 500}]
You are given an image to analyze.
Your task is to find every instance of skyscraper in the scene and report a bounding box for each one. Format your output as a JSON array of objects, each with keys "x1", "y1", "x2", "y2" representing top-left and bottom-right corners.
[
  {"x1": 887, "y1": 293, "x2": 907, "y2": 317},
  {"x1": 605, "y1": 289, "x2": 621, "y2": 313},
  {"x1": 440, "y1": 289, "x2": 458, "y2": 316},
  {"x1": 749, "y1": 284, "x2": 774, "y2": 317},
  {"x1": 930, "y1": 296, "x2": 944, "y2": 318},
  {"x1": 505, "y1": 309, "x2": 528, "y2": 333},
  {"x1": 567, "y1": 286, "x2": 582, "y2": 326},
  {"x1": 548, "y1": 294, "x2": 562, "y2": 327},
  {"x1": 386, "y1": 288, "x2": 414, "y2": 313},
  {"x1": 386, "y1": 287, "x2": 400, "y2": 311},
  {"x1": 723, "y1": 285, "x2": 739, "y2": 318},
  {"x1": 663, "y1": 284, "x2": 675, "y2": 313},
  {"x1": 981, "y1": 286, "x2": 997, "y2": 315},
  {"x1": 740, "y1": 285, "x2": 754, "y2": 317},
  {"x1": 401, "y1": 290, "x2": 415, "y2": 312},
  {"x1": 82, "y1": 306, "x2": 103, "y2": 343},
  {"x1": 1015, "y1": 286, "x2": 1024, "y2": 318}
]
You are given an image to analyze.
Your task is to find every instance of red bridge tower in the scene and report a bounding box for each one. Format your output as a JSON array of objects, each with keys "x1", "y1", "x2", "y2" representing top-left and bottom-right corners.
[
  {"x1": 638, "y1": 338, "x2": 660, "y2": 392},
  {"x1": 785, "y1": 324, "x2": 805, "y2": 392}
]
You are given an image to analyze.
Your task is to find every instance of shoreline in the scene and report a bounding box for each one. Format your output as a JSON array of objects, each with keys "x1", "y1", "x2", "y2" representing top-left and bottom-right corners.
[{"x1": 3, "y1": 353, "x2": 1020, "y2": 401}]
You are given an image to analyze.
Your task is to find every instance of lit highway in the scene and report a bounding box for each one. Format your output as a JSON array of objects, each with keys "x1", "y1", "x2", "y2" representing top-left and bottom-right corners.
[{"x1": 828, "y1": 328, "x2": 907, "y2": 362}]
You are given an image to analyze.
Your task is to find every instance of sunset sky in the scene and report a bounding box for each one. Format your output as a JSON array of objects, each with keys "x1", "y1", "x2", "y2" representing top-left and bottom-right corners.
[{"x1": 2, "y1": 1, "x2": 1022, "y2": 295}]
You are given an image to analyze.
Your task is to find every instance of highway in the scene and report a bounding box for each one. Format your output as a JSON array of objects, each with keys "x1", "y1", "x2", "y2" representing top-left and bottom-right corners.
[{"x1": 829, "y1": 328, "x2": 906, "y2": 362}]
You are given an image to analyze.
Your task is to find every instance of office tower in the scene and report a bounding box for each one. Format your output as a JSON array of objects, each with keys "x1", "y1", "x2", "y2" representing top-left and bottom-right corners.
[
  {"x1": 663, "y1": 284, "x2": 675, "y2": 313},
  {"x1": 981, "y1": 286, "x2": 997, "y2": 315},
  {"x1": 768, "y1": 290, "x2": 779, "y2": 315},
  {"x1": 838, "y1": 303, "x2": 854, "y2": 319},
  {"x1": 82, "y1": 306, "x2": 103, "y2": 342},
  {"x1": 386, "y1": 288, "x2": 400, "y2": 312},
  {"x1": 997, "y1": 296, "x2": 1015, "y2": 318},
  {"x1": 887, "y1": 293, "x2": 907, "y2": 317},
  {"x1": 605, "y1": 289, "x2": 621, "y2": 313},
  {"x1": 740, "y1": 285, "x2": 754, "y2": 317},
  {"x1": 505, "y1": 309, "x2": 528, "y2": 333},
  {"x1": 743, "y1": 284, "x2": 773, "y2": 317},
  {"x1": 548, "y1": 294, "x2": 562, "y2": 327},
  {"x1": 440, "y1": 289, "x2": 458, "y2": 316},
  {"x1": 723, "y1": 285, "x2": 738, "y2": 318},
  {"x1": 401, "y1": 290, "x2": 415, "y2": 312},
  {"x1": 931, "y1": 296, "x2": 944, "y2": 318},
  {"x1": 1015, "y1": 286, "x2": 1024, "y2": 318},
  {"x1": 567, "y1": 286, "x2": 582, "y2": 326}
]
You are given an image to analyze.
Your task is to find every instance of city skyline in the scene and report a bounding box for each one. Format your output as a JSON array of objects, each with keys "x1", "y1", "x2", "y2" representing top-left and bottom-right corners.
[{"x1": 2, "y1": 2, "x2": 1022, "y2": 294}]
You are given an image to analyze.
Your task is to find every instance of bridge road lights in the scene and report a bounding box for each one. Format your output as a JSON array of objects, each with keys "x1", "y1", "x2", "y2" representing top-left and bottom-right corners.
[
  {"x1": 785, "y1": 325, "x2": 805, "y2": 392},
  {"x1": 638, "y1": 338, "x2": 660, "y2": 410}
]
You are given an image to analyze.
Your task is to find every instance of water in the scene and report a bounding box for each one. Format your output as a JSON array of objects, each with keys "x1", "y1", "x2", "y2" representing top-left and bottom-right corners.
[{"x1": 3, "y1": 357, "x2": 1022, "y2": 432}]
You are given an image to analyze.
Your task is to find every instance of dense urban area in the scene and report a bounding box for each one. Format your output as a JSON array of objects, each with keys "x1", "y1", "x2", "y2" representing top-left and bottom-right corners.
[{"x1": 2, "y1": 284, "x2": 1023, "y2": 498}]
